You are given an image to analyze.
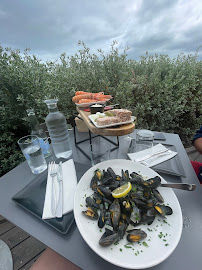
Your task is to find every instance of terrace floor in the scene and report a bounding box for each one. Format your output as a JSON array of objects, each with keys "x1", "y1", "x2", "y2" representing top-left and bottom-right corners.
[{"x1": 0, "y1": 146, "x2": 201, "y2": 270}]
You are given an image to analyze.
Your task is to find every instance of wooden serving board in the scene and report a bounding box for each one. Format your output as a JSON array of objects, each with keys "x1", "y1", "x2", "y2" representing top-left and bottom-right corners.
[{"x1": 77, "y1": 108, "x2": 135, "y2": 136}]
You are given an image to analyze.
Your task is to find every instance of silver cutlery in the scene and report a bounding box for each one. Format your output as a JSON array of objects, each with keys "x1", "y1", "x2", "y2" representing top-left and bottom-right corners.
[
  {"x1": 55, "y1": 161, "x2": 63, "y2": 218},
  {"x1": 136, "y1": 149, "x2": 170, "y2": 163},
  {"x1": 160, "y1": 183, "x2": 196, "y2": 191},
  {"x1": 49, "y1": 161, "x2": 57, "y2": 215}
]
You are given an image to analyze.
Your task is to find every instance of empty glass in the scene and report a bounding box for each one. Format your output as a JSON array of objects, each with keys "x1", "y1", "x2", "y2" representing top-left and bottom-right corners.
[
  {"x1": 90, "y1": 138, "x2": 111, "y2": 166},
  {"x1": 128, "y1": 130, "x2": 154, "y2": 153},
  {"x1": 18, "y1": 135, "x2": 47, "y2": 174}
]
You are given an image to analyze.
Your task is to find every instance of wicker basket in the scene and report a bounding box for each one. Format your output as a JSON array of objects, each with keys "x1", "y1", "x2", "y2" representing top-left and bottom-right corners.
[{"x1": 75, "y1": 114, "x2": 89, "y2": 132}]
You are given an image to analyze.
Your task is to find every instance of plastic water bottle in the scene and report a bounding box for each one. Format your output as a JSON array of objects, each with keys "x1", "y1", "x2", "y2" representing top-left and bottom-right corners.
[
  {"x1": 26, "y1": 109, "x2": 51, "y2": 158},
  {"x1": 44, "y1": 99, "x2": 72, "y2": 159}
]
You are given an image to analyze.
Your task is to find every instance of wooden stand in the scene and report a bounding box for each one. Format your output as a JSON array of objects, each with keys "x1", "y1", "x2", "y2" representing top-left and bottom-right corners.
[
  {"x1": 77, "y1": 109, "x2": 135, "y2": 136},
  {"x1": 73, "y1": 108, "x2": 136, "y2": 160}
]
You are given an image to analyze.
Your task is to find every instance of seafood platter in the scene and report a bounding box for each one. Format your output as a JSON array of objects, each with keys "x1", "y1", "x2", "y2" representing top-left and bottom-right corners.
[
  {"x1": 74, "y1": 159, "x2": 182, "y2": 269},
  {"x1": 72, "y1": 91, "x2": 112, "y2": 107}
]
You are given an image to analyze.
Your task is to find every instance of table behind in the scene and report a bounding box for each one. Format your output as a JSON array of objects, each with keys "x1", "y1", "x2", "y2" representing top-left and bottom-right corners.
[{"x1": 0, "y1": 130, "x2": 202, "y2": 270}]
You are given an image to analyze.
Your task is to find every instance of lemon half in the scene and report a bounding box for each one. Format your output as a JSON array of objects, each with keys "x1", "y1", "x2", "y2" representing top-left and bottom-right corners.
[{"x1": 112, "y1": 182, "x2": 132, "y2": 198}]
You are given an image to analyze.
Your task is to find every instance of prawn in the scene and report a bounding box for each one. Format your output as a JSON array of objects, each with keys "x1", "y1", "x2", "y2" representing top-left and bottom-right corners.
[
  {"x1": 93, "y1": 94, "x2": 112, "y2": 100},
  {"x1": 72, "y1": 93, "x2": 92, "y2": 103},
  {"x1": 75, "y1": 91, "x2": 90, "y2": 96},
  {"x1": 78, "y1": 99, "x2": 97, "y2": 104}
]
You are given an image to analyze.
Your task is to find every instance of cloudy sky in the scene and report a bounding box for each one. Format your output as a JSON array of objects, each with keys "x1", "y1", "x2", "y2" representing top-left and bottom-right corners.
[{"x1": 0, "y1": 0, "x2": 202, "y2": 62}]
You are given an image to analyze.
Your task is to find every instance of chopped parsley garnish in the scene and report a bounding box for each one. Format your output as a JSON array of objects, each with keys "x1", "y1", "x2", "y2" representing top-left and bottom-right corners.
[
  {"x1": 142, "y1": 242, "x2": 149, "y2": 247},
  {"x1": 124, "y1": 245, "x2": 132, "y2": 249}
]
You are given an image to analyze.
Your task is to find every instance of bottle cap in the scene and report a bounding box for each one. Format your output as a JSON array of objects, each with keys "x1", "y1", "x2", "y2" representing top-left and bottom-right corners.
[{"x1": 44, "y1": 99, "x2": 58, "y2": 109}]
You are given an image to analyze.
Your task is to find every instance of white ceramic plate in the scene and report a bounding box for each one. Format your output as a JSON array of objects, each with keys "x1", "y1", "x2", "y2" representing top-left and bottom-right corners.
[
  {"x1": 74, "y1": 159, "x2": 182, "y2": 269},
  {"x1": 88, "y1": 115, "x2": 136, "y2": 128},
  {"x1": 76, "y1": 100, "x2": 109, "y2": 108}
]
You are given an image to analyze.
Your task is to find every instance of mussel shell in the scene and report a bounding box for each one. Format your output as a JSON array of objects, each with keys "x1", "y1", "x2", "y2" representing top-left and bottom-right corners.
[
  {"x1": 130, "y1": 191, "x2": 147, "y2": 202},
  {"x1": 141, "y1": 214, "x2": 155, "y2": 225},
  {"x1": 82, "y1": 207, "x2": 98, "y2": 220},
  {"x1": 155, "y1": 204, "x2": 173, "y2": 217},
  {"x1": 99, "y1": 231, "x2": 119, "y2": 247},
  {"x1": 153, "y1": 189, "x2": 164, "y2": 203},
  {"x1": 102, "y1": 176, "x2": 114, "y2": 185},
  {"x1": 147, "y1": 197, "x2": 159, "y2": 207},
  {"x1": 121, "y1": 169, "x2": 129, "y2": 182},
  {"x1": 98, "y1": 204, "x2": 106, "y2": 228},
  {"x1": 132, "y1": 198, "x2": 147, "y2": 208},
  {"x1": 117, "y1": 221, "x2": 128, "y2": 239},
  {"x1": 86, "y1": 197, "x2": 99, "y2": 209},
  {"x1": 126, "y1": 229, "x2": 147, "y2": 242},
  {"x1": 143, "y1": 176, "x2": 161, "y2": 189},
  {"x1": 107, "y1": 181, "x2": 120, "y2": 191},
  {"x1": 105, "y1": 211, "x2": 113, "y2": 226},
  {"x1": 90, "y1": 176, "x2": 98, "y2": 190},
  {"x1": 96, "y1": 185, "x2": 112, "y2": 199},
  {"x1": 130, "y1": 172, "x2": 144, "y2": 184},
  {"x1": 107, "y1": 167, "x2": 117, "y2": 180},
  {"x1": 109, "y1": 199, "x2": 121, "y2": 230},
  {"x1": 93, "y1": 192, "x2": 103, "y2": 205}
]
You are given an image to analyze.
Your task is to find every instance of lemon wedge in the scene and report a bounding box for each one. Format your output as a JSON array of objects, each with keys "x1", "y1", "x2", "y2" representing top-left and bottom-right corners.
[{"x1": 112, "y1": 182, "x2": 132, "y2": 198}]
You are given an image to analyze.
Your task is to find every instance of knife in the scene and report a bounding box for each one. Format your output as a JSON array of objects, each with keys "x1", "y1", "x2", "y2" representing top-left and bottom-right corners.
[{"x1": 55, "y1": 161, "x2": 63, "y2": 218}]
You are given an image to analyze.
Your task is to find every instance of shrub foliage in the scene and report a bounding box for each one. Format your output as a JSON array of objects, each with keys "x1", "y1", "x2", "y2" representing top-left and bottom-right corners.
[{"x1": 0, "y1": 41, "x2": 201, "y2": 176}]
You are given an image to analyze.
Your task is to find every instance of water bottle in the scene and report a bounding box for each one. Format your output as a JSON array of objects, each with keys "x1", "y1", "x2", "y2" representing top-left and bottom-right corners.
[
  {"x1": 44, "y1": 99, "x2": 72, "y2": 159},
  {"x1": 26, "y1": 109, "x2": 52, "y2": 158}
]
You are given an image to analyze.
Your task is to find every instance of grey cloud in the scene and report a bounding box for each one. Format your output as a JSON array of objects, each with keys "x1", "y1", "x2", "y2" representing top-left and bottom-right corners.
[{"x1": 0, "y1": 0, "x2": 201, "y2": 61}]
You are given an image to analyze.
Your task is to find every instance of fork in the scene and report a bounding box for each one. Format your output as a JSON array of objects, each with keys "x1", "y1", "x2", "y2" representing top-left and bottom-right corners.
[
  {"x1": 141, "y1": 150, "x2": 172, "y2": 166},
  {"x1": 49, "y1": 161, "x2": 57, "y2": 216}
]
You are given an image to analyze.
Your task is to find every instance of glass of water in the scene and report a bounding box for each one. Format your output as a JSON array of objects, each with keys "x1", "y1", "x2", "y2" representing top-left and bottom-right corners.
[
  {"x1": 18, "y1": 135, "x2": 47, "y2": 174},
  {"x1": 128, "y1": 130, "x2": 154, "y2": 153},
  {"x1": 90, "y1": 138, "x2": 111, "y2": 166}
]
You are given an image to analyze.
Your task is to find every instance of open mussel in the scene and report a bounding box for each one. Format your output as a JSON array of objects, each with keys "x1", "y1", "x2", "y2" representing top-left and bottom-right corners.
[
  {"x1": 96, "y1": 185, "x2": 113, "y2": 200},
  {"x1": 86, "y1": 197, "x2": 100, "y2": 209},
  {"x1": 90, "y1": 169, "x2": 103, "y2": 190},
  {"x1": 155, "y1": 204, "x2": 173, "y2": 217},
  {"x1": 126, "y1": 229, "x2": 147, "y2": 242},
  {"x1": 95, "y1": 169, "x2": 103, "y2": 181},
  {"x1": 93, "y1": 192, "x2": 103, "y2": 205},
  {"x1": 82, "y1": 207, "x2": 98, "y2": 220},
  {"x1": 142, "y1": 176, "x2": 161, "y2": 189}
]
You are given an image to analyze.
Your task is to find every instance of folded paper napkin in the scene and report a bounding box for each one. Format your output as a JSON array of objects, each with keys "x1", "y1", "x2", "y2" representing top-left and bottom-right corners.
[
  {"x1": 127, "y1": 143, "x2": 177, "y2": 167},
  {"x1": 42, "y1": 159, "x2": 77, "y2": 219}
]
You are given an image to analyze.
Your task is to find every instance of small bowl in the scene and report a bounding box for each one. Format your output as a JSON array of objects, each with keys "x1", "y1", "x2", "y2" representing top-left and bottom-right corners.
[{"x1": 89, "y1": 104, "x2": 104, "y2": 114}]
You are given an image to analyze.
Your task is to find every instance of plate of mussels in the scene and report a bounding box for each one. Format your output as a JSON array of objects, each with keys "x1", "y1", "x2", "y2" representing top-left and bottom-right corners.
[{"x1": 74, "y1": 159, "x2": 183, "y2": 269}]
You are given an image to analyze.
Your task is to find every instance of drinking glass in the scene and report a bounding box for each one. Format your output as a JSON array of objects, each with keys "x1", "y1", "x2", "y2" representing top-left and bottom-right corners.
[
  {"x1": 18, "y1": 135, "x2": 47, "y2": 174},
  {"x1": 90, "y1": 138, "x2": 111, "y2": 166},
  {"x1": 128, "y1": 130, "x2": 154, "y2": 153}
]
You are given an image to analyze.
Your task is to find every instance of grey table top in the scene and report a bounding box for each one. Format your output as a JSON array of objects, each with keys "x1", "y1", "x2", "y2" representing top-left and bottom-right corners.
[{"x1": 0, "y1": 130, "x2": 202, "y2": 270}]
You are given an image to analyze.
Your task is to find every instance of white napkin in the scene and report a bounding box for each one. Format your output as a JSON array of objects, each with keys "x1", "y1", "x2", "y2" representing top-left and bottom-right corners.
[
  {"x1": 42, "y1": 159, "x2": 77, "y2": 219},
  {"x1": 127, "y1": 143, "x2": 177, "y2": 167}
]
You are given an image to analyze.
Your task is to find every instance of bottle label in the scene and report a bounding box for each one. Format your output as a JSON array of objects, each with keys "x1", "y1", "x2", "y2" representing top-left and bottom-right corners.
[{"x1": 38, "y1": 138, "x2": 50, "y2": 155}]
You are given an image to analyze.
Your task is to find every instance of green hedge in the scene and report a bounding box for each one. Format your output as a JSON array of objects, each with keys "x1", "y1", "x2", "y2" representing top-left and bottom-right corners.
[{"x1": 0, "y1": 41, "x2": 201, "y2": 176}]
